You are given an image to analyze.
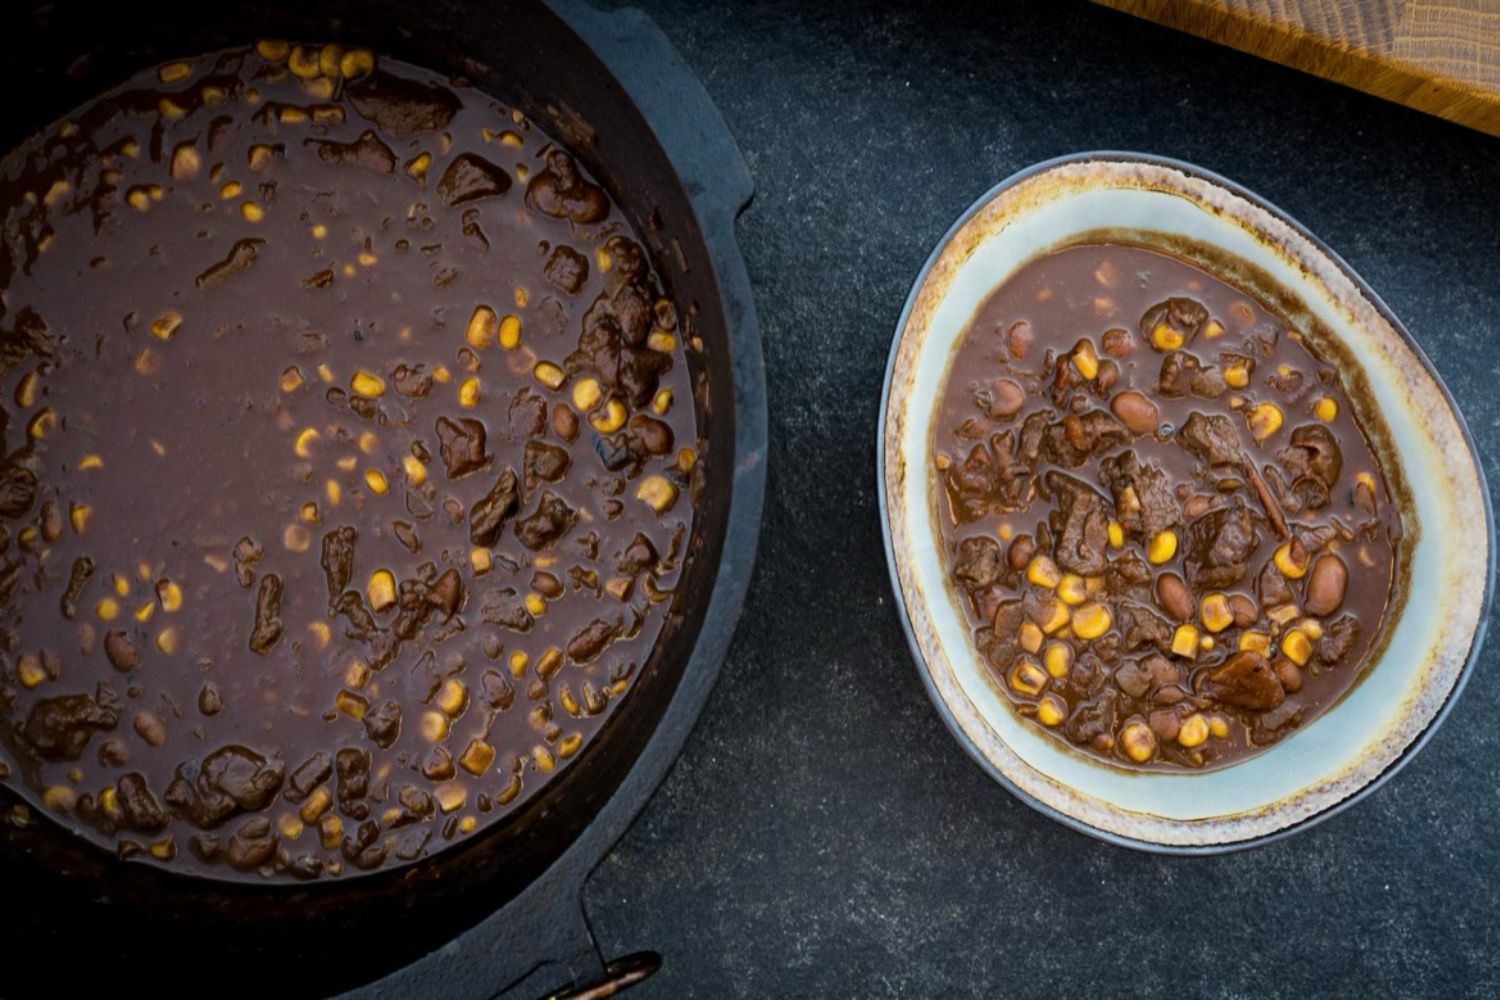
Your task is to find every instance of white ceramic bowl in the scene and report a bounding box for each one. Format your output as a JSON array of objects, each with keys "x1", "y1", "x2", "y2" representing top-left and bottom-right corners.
[{"x1": 879, "y1": 153, "x2": 1493, "y2": 851}]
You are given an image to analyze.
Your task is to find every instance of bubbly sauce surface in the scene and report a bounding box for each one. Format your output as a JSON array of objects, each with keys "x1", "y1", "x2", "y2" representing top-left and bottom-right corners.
[{"x1": 0, "y1": 42, "x2": 699, "y2": 878}]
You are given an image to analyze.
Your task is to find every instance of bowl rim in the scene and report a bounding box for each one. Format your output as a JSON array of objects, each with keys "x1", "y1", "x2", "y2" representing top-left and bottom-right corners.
[{"x1": 876, "y1": 150, "x2": 1496, "y2": 855}]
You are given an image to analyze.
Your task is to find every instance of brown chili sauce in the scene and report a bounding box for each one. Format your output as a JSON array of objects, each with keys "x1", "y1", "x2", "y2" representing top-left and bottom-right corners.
[
  {"x1": 934, "y1": 243, "x2": 1399, "y2": 769},
  {"x1": 0, "y1": 42, "x2": 699, "y2": 878}
]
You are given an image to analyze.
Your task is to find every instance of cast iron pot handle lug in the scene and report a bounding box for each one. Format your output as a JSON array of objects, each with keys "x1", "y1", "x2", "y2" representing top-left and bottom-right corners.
[{"x1": 546, "y1": 0, "x2": 756, "y2": 226}]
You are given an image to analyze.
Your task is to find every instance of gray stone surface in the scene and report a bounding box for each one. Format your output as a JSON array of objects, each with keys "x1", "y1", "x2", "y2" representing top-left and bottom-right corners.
[{"x1": 582, "y1": 1, "x2": 1500, "y2": 996}]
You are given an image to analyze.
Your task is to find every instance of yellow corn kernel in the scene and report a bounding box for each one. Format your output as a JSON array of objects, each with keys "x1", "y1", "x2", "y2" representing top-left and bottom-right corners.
[
  {"x1": 1299, "y1": 618, "x2": 1324, "y2": 641},
  {"x1": 159, "y1": 60, "x2": 192, "y2": 83},
  {"x1": 437, "y1": 678, "x2": 468, "y2": 716},
  {"x1": 277, "y1": 813, "x2": 304, "y2": 840},
  {"x1": 112, "y1": 574, "x2": 130, "y2": 598},
  {"x1": 15, "y1": 370, "x2": 39, "y2": 409},
  {"x1": 1208, "y1": 715, "x2": 1230, "y2": 739},
  {"x1": 402, "y1": 454, "x2": 426, "y2": 487},
  {"x1": 652, "y1": 389, "x2": 673, "y2": 415},
  {"x1": 458, "y1": 377, "x2": 481, "y2": 408},
  {"x1": 498, "y1": 314, "x2": 522, "y2": 350},
  {"x1": 1202, "y1": 319, "x2": 1226, "y2": 339},
  {"x1": 280, "y1": 366, "x2": 304, "y2": 393},
  {"x1": 98, "y1": 786, "x2": 119, "y2": 816},
  {"x1": 1249, "y1": 401, "x2": 1283, "y2": 442},
  {"x1": 77, "y1": 454, "x2": 103, "y2": 471},
  {"x1": 1224, "y1": 361, "x2": 1250, "y2": 389},
  {"x1": 1071, "y1": 338, "x2": 1099, "y2": 380},
  {"x1": 1043, "y1": 642, "x2": 1073, "y2": 679},
  {"x1": 334, "y1": 689, "x2": 367, "y2": 720},
  {"x1": 169, "y1": 142, "x2": 201, "y2": 180},
  {"x1": 568, "y1": 377, "x2": 604, "y2": 412},
  {"x1": 283, "y1": 523, "x2": 311, "y2": 552},
  {"x1": 364, "y1": 469, "x2": 389, "y2": 495},
  {"x1": 155, "y1": 627, "x2": 179, "y2": 655},
  {"x1": 240, "y1": 201, "x2": 264, "y2": 223},
  {"x1": 1199, "y1": 593, "x2": 1232, "y2": 633},
  {"x1": 1356, "y1": 471, "x2": 1376, "y2": 494},
  {"x1": 1008, "y1": 658, "x2": 1048, "y2": 697},
  {"x1": 357, "y1": 431, "x2": 379, "y2": 456},
  {"x1": 1314, "y1": 397, "x2": 1338, "y2": 422},
  {"x1": 534, "y1": 362, "x2": 566, "y2": 390},
  {"x1": 95, "y1": 597, "x2": 120, "y2": 621},
  {"x1": 43, "y1": 785, "x2": 77, "y2": 811},
  {"x1": 134, "y1": 600, "x2": 155, "y2": 623},
  {"x1": 1238, "y1": 631, "x2": 1272, "y2": 655},
  {"x1": 1018, "y1": 621, "x2": 1044, "y2": 655},
  {"x1": 70, "y1": 502, "x2": 92, "y2": 535},
  {"x1": 27, "y1": 408, "x2": 55, "y2": 439},
  {"x1": 421, "y1": 710, "x2": 449, "y2": 742},
  {"x1": 337, "y1": 47, "x2": 374, "y2": 78},
  {"x1": 509, "y1": 650, "x2": 530, "y2": 679},
  {"x1": 1273, "y1": 541, "x2": 1310, "y2": 579},
  {"x1": 344, "y1": 659, "x2": 371, "y2": 689},
  {"x1": 1146, "y1": 530, "x2": 1177, "y2": 565},
  {"x1": 1026, "y1": 555, "x2": 1062, "y2": 589},
  {"x1": 156, "y1": 580, "x2": 183, "y2": 613},
  {"x1": 636, "y1": 475, "x2": 678, "y2": 513},
  {"x1": 325, "y1": 478, "x2": 342, "y2": 506},
  {"x1": 367, "y1": 569, "x2": 396, "y2": 612},
  {"x1": 293, "y1": 427, "x2": 319, "y2": 458},
  {"x1": 1057, "y1": 574, "x2": 1088, "y2": 606},
  {"x1": 17, "y1": 655, "x2": 47, "y2": 688},
  {"x1": 158, "y1": 98, "x2": 186, "y2": 120},
  {"x1": 1151, "y1": 322, "x2": 1183, "y2": 351},
  {"x1": 1170, "y1": 624, "x2": 1200, "y2": 659},
  {"x1": 1037, "y1": 600, "x2": 1070, "y2": 635},
  {"x1": 458, "y1": 739, "x2": 495, "y2": 776},
  {"x1": 589, "y1": 398, "x2": 627, "y2": 433},
  {"x1": 595, "y1": 246, "x2": 613, "y2": 272},
  {"x1": 307, "y1": 621, "x2": 331, "y2": 650},
  {"x1": 256, "y1": 38, "x2": 289, "y2": 61},
  {"x1": 1120, "y1": 722, "x2": 1158, "y2": 763},
  {"x1": 647, "y1": 331, "x2": 677, "y2": 353},
  {"x1": 536, "y1": 647, "x2": 564, "y2": 680},
  {"x1": 466, "y1": 305, "x2": 498, "y2": 348},
  {"x1": 300, "y1": 502, "x2": 320, "y2": 524},
  {"x1": 1107, "y1": 520, "x2": 1124, "y2": 549},
  {"x1": 524, "y1": 592, "x2": 547, "y2": 618},
  {"x1": 300, "y1": 786, "x2": 333, "y2": 824},
  {"x1": 1071, "y1": 602, "x2": 1112, "y2": 640},
  {"x1": 470, "y1": 548, "x2": 492, "y2": 575},
  {"x1": 288, "y1": 45, "x2": 320, "y2": 78},
  {"x1": 1178, "y1": 713, "x2": 1210, "y2": 748},
  {"x1": 1036, "y1": 693, "x2": 1067, "y2": 727},
  {"x1": 151, "y1": 310, "x2": 183, "y2": 341},
  {"x1": 351, "y1": 370, "x2": 385, "y2": 397},
  {"x1": 1281, "y1": 629, "x2": 1313, "y2": 666}
]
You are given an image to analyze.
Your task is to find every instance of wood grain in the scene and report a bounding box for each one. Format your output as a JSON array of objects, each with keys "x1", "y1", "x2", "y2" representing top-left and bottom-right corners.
[{"x1": 1093, "y1": 0, "x2": 1500, "y2": 137}]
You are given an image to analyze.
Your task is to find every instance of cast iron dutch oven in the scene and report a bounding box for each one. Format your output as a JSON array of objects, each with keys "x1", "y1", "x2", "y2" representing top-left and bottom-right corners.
[{"x1": 0, "y1": 2, "x2": 766, "y2": 997}]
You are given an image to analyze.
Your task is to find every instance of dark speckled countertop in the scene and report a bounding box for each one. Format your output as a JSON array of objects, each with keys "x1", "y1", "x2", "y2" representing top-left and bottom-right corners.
[{"x1": 581, "y1": 1, "x2": 1500, "y2": 996}]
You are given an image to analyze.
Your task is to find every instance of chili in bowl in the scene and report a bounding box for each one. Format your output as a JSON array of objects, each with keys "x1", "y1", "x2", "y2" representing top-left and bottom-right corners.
[{"x1": 879, "y1": 153, "x2": 1492, "y2": 851}]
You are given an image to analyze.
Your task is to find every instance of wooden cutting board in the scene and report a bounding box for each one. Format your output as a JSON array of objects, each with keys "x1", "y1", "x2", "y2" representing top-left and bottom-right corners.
[{"x1": 1093, "y1": 0, "x2": 1500, "y2": 137}]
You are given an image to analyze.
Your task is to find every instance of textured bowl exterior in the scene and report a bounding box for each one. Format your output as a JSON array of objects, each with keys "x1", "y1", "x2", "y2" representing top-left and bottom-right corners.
[{"x1": 879, "y1": 153, "x2": 1493, "y2": 850}]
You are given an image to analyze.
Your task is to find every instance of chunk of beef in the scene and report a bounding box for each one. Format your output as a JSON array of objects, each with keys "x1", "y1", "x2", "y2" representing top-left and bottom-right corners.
[
  {"x1": 1099, "y1": 451, "x2": 1179, "y2": 539},
  {"x1": 437, "y1": 152, "x2": 512, "y2": 205},
  {"x1": 544, "y1": 245, "x2": 589, "y2": 295},
  {"x1": 469, "y1": 467, "x2": 520, "y2": 547},
  {"x1": 523, "y1": 440, "x2": 570, "y2": 495},
  {"x1": 1065, "y1": 692, "x2": 1118, "y2": 747},
  {"x1": 515, "y1": 492, "x2": 577, "y2": 550},
  {"x1": 525, "y1": 149, "x2": 608, "y2": 225},
  {"x1": 346, "y1": 70, "x2": 461, "y2": 136},
  {"x1": 481, "y1": 588, "x2": 533, "y2": 632},
  {"x1": 1157, "y1": 351, "x2": 1201, "y2": 398},
  {"x1": 1203, "y1": 651, "x2": 1285, "y2": 711},
  {"x1": 165, "y1": 745, "x2": 285, "y2": 829},
  {"x1": 1042, "y1": 410, "x2": 1129, "y2": 468},
  {"x1": 1177, "y1": 411, "x2": 1243, "y2": 467},
  {"x1": 307, "y1": 130, "x2": 396, "y2": 173},
  {"x1": 116, "y1": 773, "x2": 168, "y2": 832},
  {"x1": 1277, "y1": 423, "x2": 1343, "y2": 487},
  {"x1": 1140, "y1": 297, "x2": 1209, "y2": 345},
  {"x1": 1184, "y1": 502, "x2": 1258, "y2": 589},
  {"x1": 320, "y1": 526, "x2": 357, "y2": 609},
  {"x1": 1045, "y1": 472, "x2": 1111, "y2": 575},
  {"x1": 507, "y1": 388, "x2": 549, "y2": 439},
  {"x1": 953, "y1": 536, "x2": 1004, "y2": 590},
  {"x1": 568, "y1": 617, "x2": 623, "y2": 664},
  {"x1": 435, "y1": 416, "x2": 488, "y2": 478},
  {"x1": 0, "y1": 462, "x2": 36, "y2": 518},
  {"x1": 248, "y1": 573, "x2": 284, "y2": 655},
  {"x1": 21, "y1": 691, "x2": 119, "y2": 761},
  {"x1": 1115, "y1": 599, "x2": 1173, "y2": 653},
  {"x1": 1317, "y1": 614, "x2": 1360, "y2": 664}
]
